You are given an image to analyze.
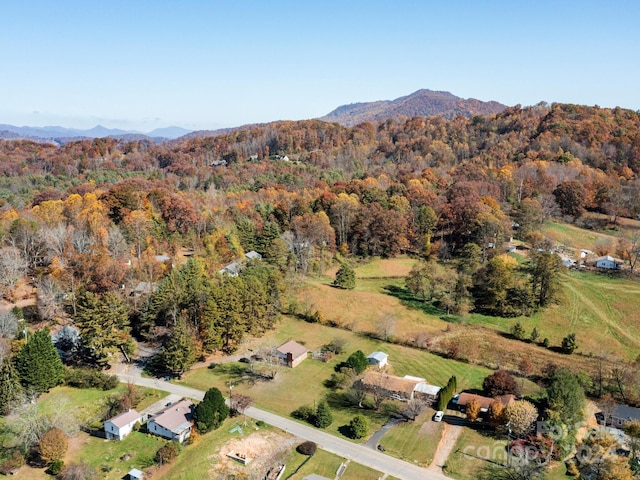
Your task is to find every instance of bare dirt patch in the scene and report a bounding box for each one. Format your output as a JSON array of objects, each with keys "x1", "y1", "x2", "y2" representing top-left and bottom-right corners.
[{"x1": 210, "y1": 431, "x2": 297, "y2": 479}]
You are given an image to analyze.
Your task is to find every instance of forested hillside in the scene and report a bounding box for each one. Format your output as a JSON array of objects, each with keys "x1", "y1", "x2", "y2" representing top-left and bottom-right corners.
[{"x1": 1, "y1": 102, "x2": 640, "y2": 382}]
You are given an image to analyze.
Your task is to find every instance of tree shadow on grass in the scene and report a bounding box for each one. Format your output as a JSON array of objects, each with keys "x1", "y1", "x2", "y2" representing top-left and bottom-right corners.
[
  {"x1": 337, "y1": 424, "x2": 353, "y2": 438},
  {"x1": 382, "y1": 284, "x2": 453, "y2": 319}
]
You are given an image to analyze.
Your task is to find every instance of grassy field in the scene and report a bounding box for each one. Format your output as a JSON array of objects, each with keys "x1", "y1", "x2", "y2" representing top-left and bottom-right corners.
[
  {"x1": 177, "y1": 314, "x2": 495, "y2": 443},
  {"x1": 285, "y1": 448, "x2": 383, "y2": 480},
  {"x1": 443, "y1": 427, "x2": 507, "y2": 480},
  {"x1": 378, "y1": 409, "x2": 444, "y2": 467}
]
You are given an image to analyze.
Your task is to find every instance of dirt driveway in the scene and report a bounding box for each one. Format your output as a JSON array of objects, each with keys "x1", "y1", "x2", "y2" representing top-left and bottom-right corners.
[{"x1": 429, "y1": 416, "x2": 463, "y2": 472}]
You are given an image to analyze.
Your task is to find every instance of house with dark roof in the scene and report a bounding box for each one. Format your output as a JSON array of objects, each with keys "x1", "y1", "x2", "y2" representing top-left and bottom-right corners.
[
  {"x1": 104, "y1": 409, "x2": 142, "y2": 440},
  {"x1": 147, "y1": 399, "x2": 194, "y2": 442},
  {"x1": 603, "y1": 404, "x2": 640, "y2": 429},
  {"x1": 275, "y1": 340, "x2": 308, "y2": 368}
]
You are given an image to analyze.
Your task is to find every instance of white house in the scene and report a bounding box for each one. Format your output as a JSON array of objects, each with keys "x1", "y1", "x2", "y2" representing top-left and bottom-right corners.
[
  {"x1": 104, "y1": 409, "x2": 142, "y2": 440},
  {"x1": 367, "y1": 351, "x2": 389, "y2": 369},
  {"x1": 147, "y1": 399, "x2": 194, "y2": 443},
  {"x1": 593, "y1": 255, "x2": 622, "y2": 270}
]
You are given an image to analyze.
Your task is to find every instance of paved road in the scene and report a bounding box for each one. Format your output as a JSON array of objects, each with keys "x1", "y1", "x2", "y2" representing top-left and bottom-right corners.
[{"x1": 117, "y1": 373, "x2": 450, "y2": 480}]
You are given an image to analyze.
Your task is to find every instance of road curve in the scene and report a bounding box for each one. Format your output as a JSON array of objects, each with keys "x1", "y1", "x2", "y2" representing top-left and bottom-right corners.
[{"x1": 118, "y1": 373, "x2": 451, "y2": 480}]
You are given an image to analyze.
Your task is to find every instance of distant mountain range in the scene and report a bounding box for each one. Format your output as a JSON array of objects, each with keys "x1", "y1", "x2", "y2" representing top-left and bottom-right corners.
[
  {"x1": 0, "y1": 124, "x2": 192, "y2": 143},
  {"x1": 0, "y1": 89, "x2": 509, "y2": 144},
  {"x1": 318, "y1": 89, "x2": 508, "y2": 126}
]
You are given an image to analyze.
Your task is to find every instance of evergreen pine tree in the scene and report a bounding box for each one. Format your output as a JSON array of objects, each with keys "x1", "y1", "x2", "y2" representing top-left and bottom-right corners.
[
  {"x1": 314, "y1": 401, "x2": 333, "y2": 428},
  {"x1": 75, "y1": 291, "x2": 130, "y2": 366},
  {"x1": 194, "y1": 387, "x2": 229, "y2": 432},
  {"x1": 333, "y1": 263, "x2": 356, "y2": 290},
  {"x1": 15, "y1": 328, "x2": 64, "y2": 395},
  {"x1": 0, "y1": 359, "x2": 24, "y2": 415},
  {"x1": 160, "y1": 316, "x2": 196, "y2": 377}
]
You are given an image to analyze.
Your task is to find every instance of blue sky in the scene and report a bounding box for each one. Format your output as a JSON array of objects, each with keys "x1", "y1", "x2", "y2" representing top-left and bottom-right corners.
[{"x1": 1, "y1": 1, "x2": 639, "y2": 131}]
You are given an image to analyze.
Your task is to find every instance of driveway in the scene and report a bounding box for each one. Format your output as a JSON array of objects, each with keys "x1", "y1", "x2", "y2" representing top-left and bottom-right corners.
[
  {"x1": 365, "y1": 417, "x2": 405, "y2": 449},
  {"x1": 429, "y1": 416, "x2": 463, "y2": 473},
  {"x1": 117, "y1": 372, "x2": 451, "y2": 480}
]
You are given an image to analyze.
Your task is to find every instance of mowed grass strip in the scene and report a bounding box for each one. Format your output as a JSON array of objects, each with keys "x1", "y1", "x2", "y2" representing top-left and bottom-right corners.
[
  {"x1": 443, "y1": 427, "x2": 507, "y2": 480},
  {"x1": 286, "y1": 449, "x2": 345, "y2": 479},
  {"x1": 379, "y1": 409, "x2": 444, "y2": 467}
]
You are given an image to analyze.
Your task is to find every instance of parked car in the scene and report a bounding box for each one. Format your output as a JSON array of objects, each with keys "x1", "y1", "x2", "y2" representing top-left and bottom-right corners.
[
  {"x1": 377, "y1": 444, "x2": 385, "y2": 452},
  {"x1": 433, "y1": 411, "x2": 444, "y2": 422}
]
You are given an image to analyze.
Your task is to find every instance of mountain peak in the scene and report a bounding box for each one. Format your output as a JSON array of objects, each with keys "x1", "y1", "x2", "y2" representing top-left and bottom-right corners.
[{"x1": 319, "y1": 89, "x2": 508, "y2": 126}]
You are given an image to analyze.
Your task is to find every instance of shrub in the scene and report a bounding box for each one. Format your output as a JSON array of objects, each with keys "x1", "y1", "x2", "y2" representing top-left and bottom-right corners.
[
  {"x1": 333, "y1": 263, "x2": 356, "y2": 290},
  {"x1": 297, "y1": 441, "x2": 317, "y2": 456},
  {"x1": 349, "y1": 415, "x2": 369, "y2": 439},
  {"x1": 291, "y1": 404, "x2": 315, "y2": 422},
  {"x1": 542, "y1": 337, "x2": 550, "y2": 347},
  {"x1": 511, "y1": 322, "x2": 526, "y2": 340},
  {"x1": 345, "y1": 350, "x2": 368, "y2": 374},
  {"x1": 0, "y1": 451, "x2": 25, "y2": 475},
  {"x1": 47, "y1": 460, "x2": 64, "y2": 475},
  {"x1": 324, "y1": 338, "x2": 346, "y2": 354},
  {"x1": 155, "y1": 442, "x2": 182, "y2": 465},
  {"x1": 314, "y1": 401, "x2": 333, "y2": 428},
  {"x1": 561, "y1": 333, "x2": 578, "y2": 354},
  {"x1": 64, "y1": 367, "x2": 119, "y2": 390}
]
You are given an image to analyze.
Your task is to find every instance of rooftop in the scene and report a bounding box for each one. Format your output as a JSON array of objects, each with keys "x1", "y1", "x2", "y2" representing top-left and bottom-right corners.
[
  {"x1": 105, "y1": 409, "x2": 141, "y2": 428},
  {"x1": 612, "y1": 404, "x2": 640, "y2": 421},
  {"x1": 150, "y1": 399, "x2": 194, "y2": 433},
  {"x1": 276, "y1": 340, "x2": 308, "y2": 359},
  {"x1": 367, "y1": 351, "x2": 388, "y2": 362}
]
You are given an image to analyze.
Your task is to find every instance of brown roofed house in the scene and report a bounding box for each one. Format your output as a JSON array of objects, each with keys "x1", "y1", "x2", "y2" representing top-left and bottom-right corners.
[
  {"x1": 359, "y1": 371, "x2": 420, "y2": 401},
  {"x1": 455, "y1": 392, "x2": 515, "y2": 413},
  {"x1": 147, "y1": 399, "x2": 194, "y2": 443},
  {"x1": 275, "y1": 340, "x2": 308, "y2": 368}
]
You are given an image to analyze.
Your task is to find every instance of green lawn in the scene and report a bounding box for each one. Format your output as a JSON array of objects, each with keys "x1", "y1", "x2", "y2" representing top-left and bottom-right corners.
[
  {"x1": 379, "y1": 409, "x2": 444, "y2": 467},
  {"x1": 76, "y1": 431, "x2": 160, "y2": 479},
  {"x1": 443, "y1": 427, "x2": 507, "y2": 480},
  {"x1": 286, "y1": 449, "x2": 344, "y2": 479},
  {"x1": 285, "y1": 448, "x2": 382, "y2": 480},
  {"x1": 177, "y1": 315, "x2": 493, "y2": 444}
]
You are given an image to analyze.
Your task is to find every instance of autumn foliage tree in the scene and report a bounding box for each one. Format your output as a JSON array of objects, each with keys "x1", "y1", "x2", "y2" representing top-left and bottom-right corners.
[
  {"x1": 483, "y1": 370, "x2": 520, "y2": 397},
  {"x1": 39, "y1": 427, "x2": 68, "y2": 463}
]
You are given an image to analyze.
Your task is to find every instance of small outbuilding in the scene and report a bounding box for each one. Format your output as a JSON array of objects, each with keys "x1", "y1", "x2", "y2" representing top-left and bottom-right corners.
[
  {"x1": 275, "y1": 340, "x2": 308, "y2": 368},
  {"x1": 245, "y1": 250, "x2": 262, "y2": 260},
  {"x1": 127, "y1": 468, "x2": 144, "y2": 480},
  {"x1": 104, "y1": 409, "x2": 142, "y2": 441},
  {"x1": 367, "y1": 351, "x2": 389, "y2": 369},
  {"x1": 593, "y1": 255, "x2": 623, "y2": 270}
]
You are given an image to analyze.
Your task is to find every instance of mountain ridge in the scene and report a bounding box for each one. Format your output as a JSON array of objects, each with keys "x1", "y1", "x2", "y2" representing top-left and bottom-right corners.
[
  {"x1": 319, "y1": 89, "x2": 508, "y2": 126},
  {"x1": 0, "y1": 124, "x2": 192, "y2": 142}
]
